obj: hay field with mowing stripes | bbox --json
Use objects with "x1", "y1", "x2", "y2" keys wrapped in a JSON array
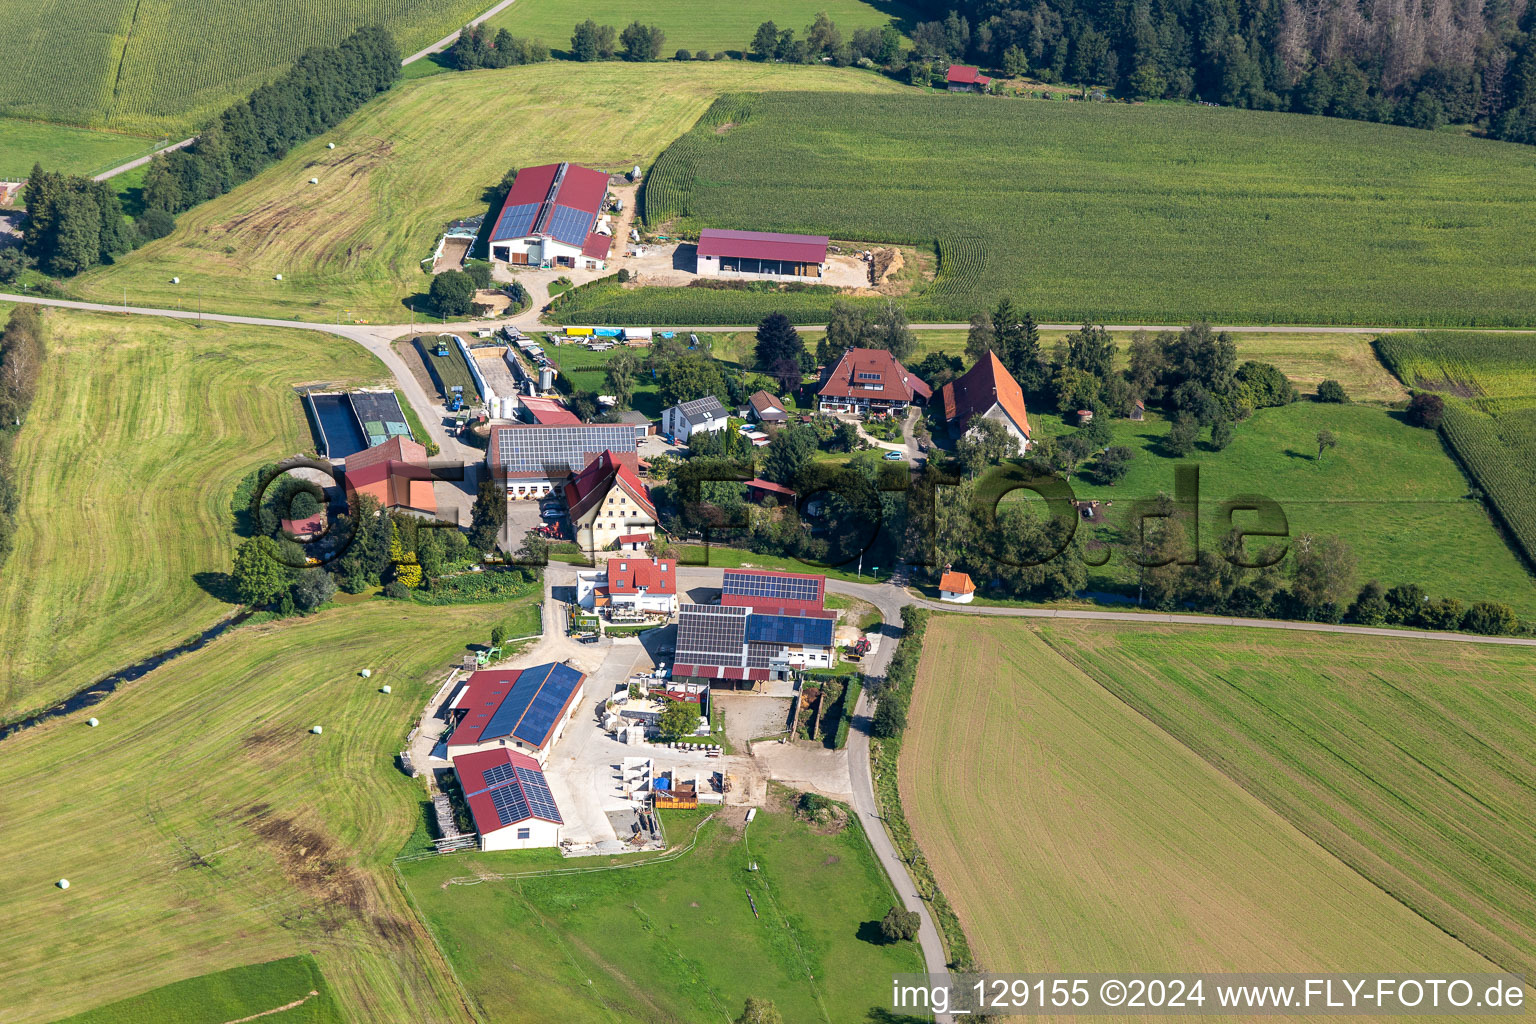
[
  {"x1": 0, "y1": 598, "x2": 528, "y2": 1023},
  {"x1": 0, "y1": 308, "x2": 387, "y2": 718},
  {"x1": 73, "y1": 63, "x2": 910, "y2": 323},
  {"x1": 900, "y1": 615, "x2": 1522, "y2": 986}
]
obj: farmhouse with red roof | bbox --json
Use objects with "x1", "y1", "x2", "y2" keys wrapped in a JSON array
[
  {"x1": 342, "y1": 436, "x2": 437, "y2": 517},
  {"x1": 817, "y1": 348, "x2": 930, "y2": 417},
  {"x1": 695, "y1": 228, "x2": 828, "y2": 281},
  {"x1": 939, "y1": 350, "x2": 1032, "y2": 449},
  {"x1": 605, "y1": 556, "x2": 677, "y2": 615},
  {"x1": 565, "y1": 450, "x2": 656, "y2": 553},
  {"x1": 488, "y1": 162, "x2": 612, "y2": 271},
  {"x1": 946, "y1": 64, "x2": 992, "y2": 92}
]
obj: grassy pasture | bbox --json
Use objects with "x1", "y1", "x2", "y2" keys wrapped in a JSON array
[
  {"x1": 565, "y1": 91, "x2": 1536, "y2": 326},
  {"x1": 0, "y1": 0, "x2": 486, "y2": 134},
  {"x1": 900, "y1": 615, "x2": 1514, "y2": 983},
  {"x1": 73, "y1": 63, "x2": 909, "y2": 322},
  {"x1": 0, "y1": 117, "x2": 162, "y2": 179},
  {"x1": 1030, "y1": 618, "x2": 1536, "y2": 978},
  {"x1": 0, "y1": 309, "x2": 387, "y2": 718},
  {"x1": 485, "y1": 0, "x2": 915, "y2": 56},
  {"x1": 1023, "y1": 400, "x2": 1536, "y2": 615},
  {"x1": 1375, "y1": 331, "x2": 1536, "y2": 572},
  {"x1": 51, "y1": 956, "x2": 342, "y2": 1024},
  {"x1": 0, "y1": 598, "x2": 525, "y2": 1023},
  {"x1": 399, "y1": 806, "x2": 924, "y2": 1023}
]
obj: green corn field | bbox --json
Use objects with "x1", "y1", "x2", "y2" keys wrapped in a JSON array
[
  {"x1": 0, "y1": 0, "x2": 484, "y2": 134},
  {"x1": 1376, "y1": 331, "x2": 1536, "y2": 570},
  {"x1": 565, "y1": 90, "x2": 1536, "y2": 327}
]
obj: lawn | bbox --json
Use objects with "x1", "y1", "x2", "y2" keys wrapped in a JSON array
[
  {"x1": 485, "y1": 0, "x2": 915, "y2": 56},
  {"x1": 545, "y1": 339, "x2": 666, "y2": 417},
  {"x1": 0, "y1": 117, "x2": 162, "y2": 179},
  {"x1": 0, "y1": 0, "x2": 486, "y2": 134},
  {"x1": 900, "y1": 614, "x2": 1516, "y2": 982},
  {"x1": 0, "y1": 598, "x2": 532, "y2": 1023},
  {"x1": 73, "y1": 63, "x2": 910, "y2": 322},
  {"x1": 398, "y1": 804, "x2": 925, "y2": 1022},
  {"x1": 1030, "y1": 617, "x2": 1536, "y2": 978},
  {"x1": 565, "y1": 91, "x2": 1536, "y2": 326},
  {"x1": 1026, "y1": 399, "x2": 1536, "y2": 616},
  {"x1": 1375, "y1": 331, "x2": 1536, "y2": 570},
  {"x1": 51, "y1": 956, "x2": 342, "y2": 1024},
  {"x1": 0, "y1": 308, "x2": 388, "y2": 719}
]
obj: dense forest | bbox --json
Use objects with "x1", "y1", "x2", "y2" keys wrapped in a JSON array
[{"x1": 910, "y1": 0, "x2": 1536, "y2": 141}]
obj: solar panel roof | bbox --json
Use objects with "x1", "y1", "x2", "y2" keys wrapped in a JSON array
[
  {"x1": 496, "y1": 201, "x2": 539, "y2": 239},
  {"x1": 480, "y1": 669, "x2": 548, "y2": 743},
  {"x1": 490, "y1": 784, "x2": 530, "y2": 827},
  {"x1": 515, "y1": 766, "x2": 562, "y2": 822},
  {"x1": 746, "y1": 613, "x2": 835, "y2": 647},
  {"x1": 512, "y1": 663, "x2": 584, "y2": 746},
  {"x1": 723, "y1": 571, "x2": 823, "y2": 604},
  {"x1": 546, "y1": 204, "x2": 595, "y2": 247},
  {"x1": 481, "y1": 761, "x2": 518, "y2": 787}
]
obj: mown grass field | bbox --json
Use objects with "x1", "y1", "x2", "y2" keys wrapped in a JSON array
[
  {"x1": 52, "y1": 956, "x2": 342, "y2": 1024},
  {"x1": 0, "y1": 598, "x2": 528, "y2": 1023},
  {"x1": 565, "y1": 91, "x2": 1536, "y2": 326},
  {"x1": 0, "y1": 309, "x2": 387, "y2": 718},
  {"x1": 900, "y1": 615, "x2": 1519, "y2": 984},
  {"x1": 1026, "y1": 400, "x2": 1536, "y2": 615},
  {"x1": 0, "y1": 0, "x2": 486, "y2": 134},
  {"x1": 1031, "y1": 618, "x2": 1536, "y2": 978},
  {"x1": 0, "y1": 117, "x2": 162, "y2": 179},
  {"x1": 73, "y1": 63, "x2": 909, "y2": 322},
  {"x1": 399, "y1": 805, "x2": 924, "y2": 1022},
  {"x1": 1375, "y1": 332, "x2": 1536, "y2": 572},
  {"x1": 486, "y1": 0, "x2": 915, "y2": 55}
]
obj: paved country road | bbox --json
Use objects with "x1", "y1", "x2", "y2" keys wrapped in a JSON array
[
  {"x1": 92, "y1": 136, "x2": 196, "y2": 182},
  {"x1": 402, "y1": 0, "x2": 522, "y2": 65}
]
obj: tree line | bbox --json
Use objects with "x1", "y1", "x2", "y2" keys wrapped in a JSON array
[
  {"x1": 570, "y1": 19, "x2": 668, "y2": 62},
  {"x1": 907, "y1": 0, "x2": 1536, "y2": 144},
  {"x1": 0, "y1": 305, "x2": 45, "y2": 569},
  {"x1": 20, "y1": 27, "x2": 400, "y2": 277},
  {"x1": 444, "y1": 22, "x2": 550, "y2": 70},
  {"x1": 750, "y1": 13, "x2": 903, "y2": 66}
]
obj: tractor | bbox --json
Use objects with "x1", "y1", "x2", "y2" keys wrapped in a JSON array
[
  {"x1": 847, "y1": 636, "x2": 872, "y2": 661},
  {"x1": 434, "y1": 336, "x2": 450, "y2": 357},
  {"x1": 447, "y1": 385, "x2": 464, "y2": 412}
]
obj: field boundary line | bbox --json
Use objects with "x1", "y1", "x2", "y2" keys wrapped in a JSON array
[
  {"x1": 907, "y1": 600, "x2": 1536, "y2": 646},
  {"x1": 391, "y1": 860, "x2": 486, "y2": 1024}
]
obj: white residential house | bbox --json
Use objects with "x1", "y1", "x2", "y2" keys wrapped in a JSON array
[{"x1": 660, "y1": 395, "x2": 730, "y2": 442}]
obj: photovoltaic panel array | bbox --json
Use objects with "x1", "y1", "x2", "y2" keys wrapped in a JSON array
[
  {"x1": 480, "y1": 671, "x2": 546, "y2": 742},
  {"x1": 513, "y1": 663, "x2": 584, "y2": 746},
  {"x1": 546, "y1": 204, "x2": 594, "y2": 247},
  {"x1": 494, "y1": 202, "x2": 539, "y2": 240},
  {"x1": 745, "y1": 613, "x2": 835, "y2": 647},
  {"x1": 494, "y1": 424, "x2": 636, "y2": 475},
  {"x1": 490, "y1": 783, "x2": 530, "y2": 827},
  {"x1": 723, "y1": 571, "x2": 822, "y2": 605},
  {"x1": 515, "y1": 766, "x2": 563, "y2": 823},
  {"x1": 676, "y1": 604, "x2": 749, "y2": 665},
  {"x1": 481, "y1": 761, "x2": 518, "y2": 787}
]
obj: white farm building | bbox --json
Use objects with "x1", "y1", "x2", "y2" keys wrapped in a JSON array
[{"x1": 488, "y1": 162, "x2": 612, "y2": 271}]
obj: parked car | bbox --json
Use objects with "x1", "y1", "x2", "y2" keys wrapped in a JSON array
[
  {"x1": 883, "y1": 450, "x2": 904, "y2": 461},
  {"x1": 541, "y1": 508, "x2": 564, "y2": 520}
]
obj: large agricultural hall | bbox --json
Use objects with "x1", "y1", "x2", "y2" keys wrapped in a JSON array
[
  {"x1": 488, "y1": 162, "x2": 612, "y2": 271},
  {"x1": 695, "y1": 229, "x2": 828, "y2": 281}
]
